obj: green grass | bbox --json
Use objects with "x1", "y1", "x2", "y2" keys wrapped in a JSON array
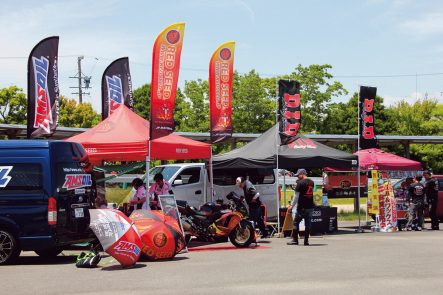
[
  {"x1": 106, "y1": 187, "x2": 132, "y2": 205},
  {"x1": 329, "y1": 198, "x2": 367, "y2": 206},
  {"x1": 337, "y1": 209, "x2": 367, "y2": 221}
]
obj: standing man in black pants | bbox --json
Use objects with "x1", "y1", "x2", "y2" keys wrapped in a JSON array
[
  {"x1": 236, "y1": 177, "x2": 269, "y2": 238},
  {"x1": 406, "y1": 175, "x2": 426, "y2": 231},
  {"x1": 287, "y1": 169, "x2": 315, "y2": 246},
  {"x1": 424, "y1": 171, "x2": 439, "y2": 230}
]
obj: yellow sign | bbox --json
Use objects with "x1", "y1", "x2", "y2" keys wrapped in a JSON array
[{"x1": 370, "y1": 170, "x2": 380, "y2": 215}]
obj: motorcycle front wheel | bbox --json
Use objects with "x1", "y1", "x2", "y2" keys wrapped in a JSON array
[{"x1": 229, "y1": 223, "x2": 254, "y2": 248}]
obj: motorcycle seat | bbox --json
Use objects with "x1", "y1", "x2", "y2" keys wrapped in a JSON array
[{"x1": 189, "y1": 207, "x2": 212, "y2": 217}]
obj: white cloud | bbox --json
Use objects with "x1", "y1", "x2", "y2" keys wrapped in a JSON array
[
  {"x1": 382, "y1": 92, "x2": 443, "y2": 106},
  {"x1": 397, "y1": 12, "x2": 443, "y2": 36},
  {"x1": 238, "y1": 1, "x2": 256, "y2": 24}
]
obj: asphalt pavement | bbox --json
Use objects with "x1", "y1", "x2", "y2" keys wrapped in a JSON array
[{"x1": 2, "y1": 222, "x2": 443, "y2": 295}]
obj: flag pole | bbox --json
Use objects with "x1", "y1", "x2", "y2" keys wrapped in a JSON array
[
  {"x1": 356, "y1": 86, "x2": 363, "y2": 233},
  {"x1": 145, "y1": 139, "x2": 151, "y2": 209},
  {"x1": 275, "y1": 80, "x2": 281, "y2": 235},
  {"x1": 209, "y1": 148, "x2": 214, "y2": 202}
]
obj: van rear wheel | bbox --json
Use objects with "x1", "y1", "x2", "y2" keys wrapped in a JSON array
[
  {"x1": 35, "y1": 247, "x2": 63, "y2": 258},
  {"x1": 0, "y1": 229, "x2": 21, "y2": 265}
]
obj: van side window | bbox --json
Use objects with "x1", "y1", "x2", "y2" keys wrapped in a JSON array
[
  {"x1": 0, "y1": 163, "x2": 43, "y2": 193},
  {"x1": 176, "y1": 168, "x2": 200, "y2": 185},
  {"x1": 438, "y1": 179, "x2": 443, "y2": 191}
]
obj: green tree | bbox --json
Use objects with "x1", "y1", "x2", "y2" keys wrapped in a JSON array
[
  {"x1": 232, "y1": 70, "x2": 275, "y2": 133},
  {"x1": 0, "y1": 86, "x2": 27, "y2": 124},
  {"x1": 58, "y1": 96, "x2": 100, "y2": 128},
  {"x1": 390, "y1": 99, "x2": 443, "y2": 172},
  {"x1": 174, "y1": 88, "x2": 193, "y2": 131},
  {"x1": 280, "y1": 64, "x2": 348, "y2": 133},
  {"x1": 131, "y1": 83, "x2": 192, "y2": 131},
  {"x1": 321, "y1": 93, "x2": 397, "y2": 136},
  {"x1": 182, "y1": 79, "x2": 209, "y2": 132},
  {"x1": 133, "y1": 83, "x2": 151, "y2": 120}
]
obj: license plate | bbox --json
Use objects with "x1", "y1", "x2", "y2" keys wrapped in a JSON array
[{"x1": 75, "y1": 208, "x2": 84, "y2": 218}]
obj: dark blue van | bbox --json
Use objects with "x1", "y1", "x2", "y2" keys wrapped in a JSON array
[{"x1": 0, "y1": 140, "x2": 95, "y2": 264}]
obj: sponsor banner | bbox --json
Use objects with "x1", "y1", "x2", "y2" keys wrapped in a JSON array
[
  {"x1": 27, "y1": 36, "x2": 60, "y2": 138},
  {"x1": 62, "y1": 174, "x2": 92, "y2": 190},
  {"x1": 278, "y1": 79, "x2": 301, "y2": 145},
  {"x1": 359, "y1": 86, "x2": 378, "y2": 149},
  {"x1": 0, "y1": 166, "x2": 13, "y2": 188},
  {"x1": 209, "y1": 41, "x2": 235, "y2": 143},
  {"x1": 377, "y1": 171, "x2": 398, "y2": 232},
  {"x1": 150, "y1": 23, "x2": 185, "y2": 139},
  {"x1": 101, "y1": 57, "x2": 134, "y2": 119},
  {"x1": 288, "y1": 137, "x2": 316, "y2": 149},
  {"x1": 325, "y1": 173, "x2": 368, "y2": 199},
  {"x1": 368, "y1": 170, "x2": 380, "y2": 215}
]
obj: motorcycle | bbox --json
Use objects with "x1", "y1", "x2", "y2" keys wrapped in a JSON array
[{"x1": 177, "y1": 192, "x2": 255, "y2": 248}]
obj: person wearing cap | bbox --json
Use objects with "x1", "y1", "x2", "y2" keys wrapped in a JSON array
[
  {"x1": 423, "y1": 170, "x2": 439, "y2": 230},
  {"x1": 406, "y1": 175, "x2": 426, "y2": 231},
  {"x1": 236, "y1": 177, "x2": 269, "y2": 238},
  {"x1": 287, "y1": 169, "x2": 315, "y2": 246}
]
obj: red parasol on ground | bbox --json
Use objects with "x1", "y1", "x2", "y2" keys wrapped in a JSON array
[
  {"x1": 89, "y1": 209, "x2": 142, "y2": 267},
  {"x1": 130, "y1": 210, "x2": 185, "y2": 260}
]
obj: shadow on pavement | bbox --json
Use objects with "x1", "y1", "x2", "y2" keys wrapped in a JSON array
[
  {"x1": 101, "y1": 263, "x2": 147, "y2": 271},
  {"x1": 256, "y1": 240, "x2": 272, "y2": 244},
  {"x1": 12, "y1": 254, "x2": 77, "y2": 266},
  {"x1": 138, "y1": 256, "x2": 189, "y2": 263}
]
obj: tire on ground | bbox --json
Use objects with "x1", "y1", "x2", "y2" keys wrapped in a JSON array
[{"x1": 0, "y1": 228, "x2": 21, "y2": 265}]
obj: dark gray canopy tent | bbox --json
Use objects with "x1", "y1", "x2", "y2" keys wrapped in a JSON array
[{"x1": 213, "y1": 125, "x2": 357, "y2": 169}]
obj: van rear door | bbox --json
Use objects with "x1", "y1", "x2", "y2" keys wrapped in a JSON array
[
  {"x1": 51, "y1": 142, "x2": 93, "y2": 241},
  {"x1": 0, "y1": 160, "x2": 50, "y2": 239}
]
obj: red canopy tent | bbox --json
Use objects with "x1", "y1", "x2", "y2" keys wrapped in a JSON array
[
  {"x1": 67, "y1": 105, "x2": 211, "y2": 164},
  {"x1": 356, "y1": 148, "x2": 421, "y2": 171}
]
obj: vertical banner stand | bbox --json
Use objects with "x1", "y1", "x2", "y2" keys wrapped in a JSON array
[
  {"x1": 209, "y1": 148, "x2": 214, "y2": 202},
  {"x1": 365, "y1": 170, "x2": 369, "y2": 225},
  {"x1": 356, "y1": 86, "x2": 364, "y2": 233},
  {"x1": 145, "y1": 140, "x2": 151, "y2": 209},
  {"x1": 275, "y1": 82, "x2": 281, "y2": 235}
]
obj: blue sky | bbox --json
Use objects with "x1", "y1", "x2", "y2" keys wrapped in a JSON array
[{"x1": 1, "y1": 0, "x2": 443, "y2": 111}]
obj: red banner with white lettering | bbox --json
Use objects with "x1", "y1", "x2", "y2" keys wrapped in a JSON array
[
  {"x1": 150, "y1": 23, "x2": 185, "y2": 139},
  {"x1": 27, "y1": 36, "x2": 59, "y2": 138},
  {"x1": 359, "y1": 86, "x2": 378, "y2": 149},
  {"x1": 278, "y1": 79, "x2": 301, "y2": 145},
  {"x1": 209, "y1": 41, "x2": 235, "y2": 143}
]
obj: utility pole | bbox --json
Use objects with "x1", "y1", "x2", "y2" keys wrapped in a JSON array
[
  {"x1": 77, "y1": 56, "x2": 83, "y2": 104},
  {"x1": 69, "y1": 56, "x2": 91, "y2": 104}
]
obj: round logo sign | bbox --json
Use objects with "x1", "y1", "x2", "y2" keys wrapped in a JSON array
[
  {"x1": 340, "y1": 180, "x2": 352, "y2": 189},
  {"x1": 166, "y1": 30, "x2": 180, "y2": 44},
  {"x1": 220, "y1": 48, "x2": 231, "y2": 60},
  {"x1": 153, "y1": 232, "x2": 167, "y2": 248}
]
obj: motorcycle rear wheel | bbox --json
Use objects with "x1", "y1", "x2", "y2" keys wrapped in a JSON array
[{"x1": 229, "y1": 223, "x2": 254, "y2": 248}]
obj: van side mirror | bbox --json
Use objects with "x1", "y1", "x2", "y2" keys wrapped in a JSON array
[{"x1": 173, "y1": 179, "x2": 183, "y2": 186}]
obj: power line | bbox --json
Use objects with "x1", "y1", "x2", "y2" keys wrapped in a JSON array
[
  {"x1": 0, "y1": 55, "x2": 80, "y2": 59},
  {"x1": 2, "y1": 54, "x2": 443, "y2": 78}
]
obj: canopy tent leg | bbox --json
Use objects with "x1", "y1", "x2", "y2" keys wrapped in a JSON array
[
  {"x1": 275, "y1": 83, "x2": 281, "y2": 236},
  {"x1": 144, "y1": 140, "x2": 151, "y2": 209},
  {"x1": 356, "y1": 86, "x2": 363, "y2": 233}
]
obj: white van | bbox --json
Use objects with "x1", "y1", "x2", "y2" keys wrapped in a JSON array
[{"x1": 149, "y1": 164, "x2": 278, "y2": 219}]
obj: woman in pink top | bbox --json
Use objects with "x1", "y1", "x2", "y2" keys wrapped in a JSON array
[
  {"x1": 148, "y1": 173, "x2": 172, "y2": 210},
  {"x1": 130, "y1": 178, "x2": 148, "y2": 211}
]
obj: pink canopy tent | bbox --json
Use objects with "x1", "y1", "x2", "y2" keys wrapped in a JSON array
[
  {"x1": 67, "y1": 105, "x2": 211, "y2": 165},
  {"x1": 355, "y1": 148, "x2": 421, "y2": 171}
]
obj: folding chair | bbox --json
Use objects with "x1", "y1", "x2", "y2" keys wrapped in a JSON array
[{"x1": 261, "y1": 204, "x2": 278, "y2": 237}]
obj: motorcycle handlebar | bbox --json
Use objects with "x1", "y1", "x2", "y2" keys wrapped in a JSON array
[{"x1": 226, "y1": 191, "x2": 245, "y2": 203}]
